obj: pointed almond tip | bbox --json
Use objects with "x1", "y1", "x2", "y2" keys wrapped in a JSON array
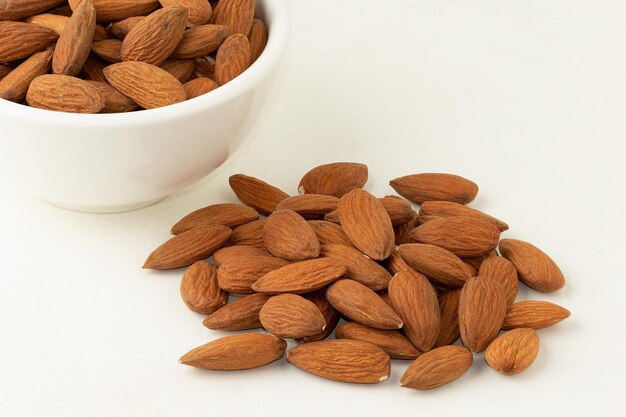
[{"x1": 379, "y1": 374, "x2": 389, "y2": 382}]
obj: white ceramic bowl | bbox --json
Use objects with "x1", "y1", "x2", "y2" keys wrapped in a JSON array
[{"x1": 0, "y1": 0, "x2": 288, "y2": 213}]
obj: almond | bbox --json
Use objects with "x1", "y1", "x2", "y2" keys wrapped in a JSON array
[
  {"x1": 458, "y1": 276, "x2": 507, "y2": 352},
  {"x1": 485, "y1": 328, "x2": 539, "y2": 375},
  {"x1": 388, "y1": 270, "x2": 440, "y2": 351},
  {"x1": 212, "y1": 245, "x2": 269, "y2": 268},
  {"x1": 143, "y1": 224, "x2": 232, "y2": 270},
  {"x1": 248, "y1": 18, "x2": 267, "y2": 62},
  {"x1": 108, "y1": 16, "x2": 144, "y2": 39},
  {"x1": 320, "y1": 243, "x2": 391, "y2": 290},
  {"x1": 69, "y1": 0, "x2": 160, "y2": 23},
  {"x1": 26, "y1": 74, "x2": 105, "y2": 113},
  {"x1": 336, "y1": 322, "x2": 421, "y2": 360},
  {"x1": 394, "y1": 214, "x2": 419, "y2": 245},
  {"x1": 184, "y1": 76, "x2": 218, "y2": 98},
  {"x1": 499, "y1": 239, "x2": 565, "y2": 293},
  {"x1": 121, "y1": 6, "x2": 188, "y2": 66},
  {"x1": 172, "y1": 24, "x2": 229, "y2": 58},
  {"x1": 287, "y1": 340, "x2": 391, "y2": 384},
  {"x1": 104, "y1": 61, "x2": 187, "y2": 109},
  {"x1": 0, "y1": 21, "x2": 58, "y2": 63},
  {"x1": 52, "y1": 0, "x2": 96, "y2": 76},
  {"x1": 384, "y1": 250, "x2": 415, "y2": 275},
  {"x1": 216, "y1": 255, "x2": 289, "y2": 294},
  {"x1": 478, "y1": 256, "x2": 519, "y2": 305},
  {"x1": 171, "y1": 203, "x2": 259, "y2": 235},
  {"x1": 26, "y1": 13, "x2": 69, "y2": 35},
  {"x1": 191, "y1": 57, "x2": 214, "y2": 80},
  {"x1": 0, "y1": 0, "x2": 66, "y2": 21},
  {"x1": 92, "y1": 39, "x2": 123, "y2": 63},
  {"x1": 251, "y1": 258, "x2": 346, "y2": 294},
  {"x1": 160, "y1": 58, "x2": 195, "y2": 83},
  {"x1": 94, "y1": 24, "x2": 111, "y2": 41},
  {"x1": 502, "y1": 301, "x2": 570, "y2": 330},
  {"x1": 326, "y1": 279, "x2": 403, "y2": 330},
  {"x1": 259, "y1": 294, "x2": 326, "y2": 339},
  {"x1": 435, "y1": 288, "x2": 462, "y2": 347},
  {"x1": 390, "y1": 173, "x2": 479, "y2": 205},
  {"x1": 214, "y1": 33, "x2": 250, "y2": 85},
  {"x1": 400, "y1": 345, "x2": 472, "y2": 390},
  {"x1": 180, "y1": 260, "x2": 227, "y2": 314},
  {"x1": 0, "y1": 46, "x2": 53, "y2": 103},
  {"x1": 419, "y1": 201, "x2": 508, "y2": 232},
  {"x1": 180, "y1": 333, "x2": 286, "y2": 370},
  {"x1": 210, "y1": 0, "x2": 255, "y2": 36},
  {"x1": 295, "y1": 290, "x2": 340, "y2": 343},
  {"x1": 298, "y1": 162, "x2": 368, "y2": 198},
  {"x1": 159, "y1": 0, "x2": 212, "y2": 26},
  {"x1": 337, "y1": 189, "x2": 395, "y2": 261},
  {"x1": 203, "y1": 293, "x2": 269, "y2": 331},
  {"x1": 263, "y1": 209, "x2": 321, "y2": 261},
  {"x1": 325, "y1": 196, "x2": 415, "y2": 227},
  {"x1": 229, "y1": 219, "x2": 265, "y2": 248},
  {"x1": 461, "y1": 250, "x2": 497, "y2": 270},
  {"x1": 410, "y1": 217, "x2": 500, "y2": 257},
  {"x1": 85, "y1": 80, "x2": 139, "y2": 113},
  {"x1": 397, "y1": 243, "x2": 472, "y2": 288},
  {"x1": 229, "y1": 174, "x2": 290, "y2": 215},
  {"x1": 307, "y1": 220, "x2": 354, "y2": 247},
  {"x1": 275, "y1": 194, "x2": 340, "y2": 219}
]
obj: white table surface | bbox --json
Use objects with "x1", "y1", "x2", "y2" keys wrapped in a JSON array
[{"x1": 2, "y1": 1, "x2": 625, "y2": 416}]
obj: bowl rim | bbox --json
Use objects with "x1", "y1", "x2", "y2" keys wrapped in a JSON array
[{"x1": 0, "y1": 0, "x2": 289, "y2": 128}]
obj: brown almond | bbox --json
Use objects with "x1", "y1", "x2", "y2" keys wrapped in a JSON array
[
  {"x1": 499, "y1": 239, "x2": 565, "y2": 293},
  {"x1": 298, "y1": 162, "x2": 368, "y2": 198},
  {"x1": 435, "y1": 288, "x2": 462, "y2": 347},
  {"x1": 287, "y1": 339, "x2": 390, "y2": 384},
  {"x1": 478, "y1": 256, "x2": 519, "y2": 305},
  {"x1": 259, "y1": 294, "x2": 326, "y2": 339},
  {"x1": 263, "y1": 209, "x2": 321, "y2": 261},
  {"x1": 92, "y1": 39, "x2": 123, "y2": 63},
  {"x1": 337, "y1": 189, "x2": 395, "y2": 261},
  {"x1": 210, "y1": 0, "x2": 255, "y2": 36},
  {"x1": 326, "y1": 279, "x2": 403, "y2": 330},
  {"x1": 394, "y1": 213, "x2": 418, "y2": 245},
  {"x1": 336, "y1": 322, "x2": 420, "y2": 360},
  {"x1": 295, "y1": 291, "x2": 340, "y2": 343},
  {"x1": 229, "y1": 219, "x2": 265, "y2": 248},
  {"x1": 0, "y1": 21, "x2": 58, "y2": 63},
  {"x1": 180, "y1": 260, "x2": 227, "y2": 314},
  {"x1": 416, "y1": 215, "x2": 440, "y2": 225},
  {"x1": 203, "y1": 293, "x2": 269, "y2": 331},
  {"x1": 121, "y1": 6, "x2": 188, "y2": 66},
  {"x1": 251, "y1": 258, "x2": 346, "y2": 295},
  {"x1": 229, "y1": 174, "x2": 290, "y2": 215},
  {"x1": 171, "y1": 203, "x2": 259, "y2": 235},
  {"x1": 0, "y1": 46, "x2": 53, "y2": 103},
  {"x1": 214, "y1": 33, "x2": 251, "y2": 85},
  {"x1": 172, "y1": 24, "x2": 229, "y2": 59},
  {"x1": 52, "y1": 0, "x2": 96, "y2": 76},
  {"x1": 275, "y1": 194, "x2": 340, "y2": 219},
  {"x1": 485, "y1": 328, "x2": 539, "y2": 375},
  {"x1": 191, "y1": 56, "x2": 214, "y2": 80},
  {"x1": 400, "y1": 345, "x2": 472, "y2": 389},
  {"x1": 410, "y1": 217, "x2": 500, "y2": 257},
  {"x1": 108, "y1": 16, "x2": 145, "y2": 39},
  {"x1": 160, "y1": 58, "x2": 195, "y2": 83},
  {"x1": 420, "y1": 201, "x2": 508, "y2": 232},
  {"x1": 85, "y1": 80, "x2": 139, "y2": 113},
  {"x1": 69, "y1": 0, "x2": 160, "y2": 23},
  {"x1": 325, "y1": 196, "x2": 415, "y2": 227},
  {"x1": 104, "y1": 61, "x2": 187, "y2": 109},
  {"x1": 93, "y1": 24, "x2": 111, "y2": 41},
  {"x1": 180, "y1": 333, "x2": 286, "y2": 370},
  {"x1": 388, "y1": 270, "x2": 440, "y2": 351},
  {"x1": 384, "y1": 250, "x2": 414, "y2": 275},
  {"x1": 216, "y1": 255, "x2": 289, "y2": 294},
  {"x1": 0, "y1": 0, "x2": 66, "y2": 21},
  {"x1": 307, "y1": 220, "x2": 354, "y2": 247},
  {"x1": 212, "y1": 245, "x2": 269, "y2": 268},
  {"x1": 502, "y1": 301, "x2": 571, "y2": 330},
  {"x1": 397, "y1": 243, "x2": 472, "y2": 288},
  {"x1": 159, "y1": 0, "x2": 212, "y2": 26},
  {"x1": 458, "y1": 276, "x2": 507, "y2": 352},
  {"x1": 26, "y1": 74, "x2": 105, "y2": 113},
  {"x1": 143, "y1": 224, "x2": 232, "y2": 270},
  {"x1": 184, "y1": 77, "x2": 218, "y2": 98},
  {"x1": 320, "y1": 243, "x2": 391, "y2": 290},
  {"x1": 26, "y1": 13, "x2": 69, "y2": 35},
  {"x1": 390, "y1": 173, "x2": 479, "y2": 205},
  {"x1": 248, "y1": 18, "x2": 267, "y2": 62},
  {"x1": 80, "y1": 54, "x2": 108, "y2": 82},
  {"x1": 461, "y1": 250, "x2": 497, "y2": 270}
]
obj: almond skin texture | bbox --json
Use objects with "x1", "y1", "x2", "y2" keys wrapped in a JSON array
[
  {"x1": 394, "y1": 214, "x2": 419, "y2": 245},
  {"x1": 248, "y1": 18, "x2": 267, "y2": 62},
  {"x1": 287, "y1": 339, "x2": 391, "y2": 384},
  {"x1": 0, "y1": 46, "x2": 53, "y2": 103},
  {"x1": 251, "y1": 258, "x2": 346, "y2": 295},
  {"x1": 212, "y1": 245, "x2": 269, "y2": 268},
  {"x1": 326, "y1": 279, "x2": 404, "y2": 330},
  {"x1": 81, "y1": 55, "x2": 109, "y2": 83},
  {"x1": 259, "y1": 294, "x2": 326, "y2": 339},
  {"x1": 26, "y1": 74, "x2": 105, "y2": 113},
  {"x1": 400, "y1": 345, "x2": 473, "y2": 390},
  {"x1": 26, "y1": 13, "x2": 70, "y2": 35},
  {"x1": 108, "y1": 16, "x2": 145, "y2": 39},
  {"x1": 216, "y1": 255, "x2": 289, "y2": 294},
  {"x1": 458, "y1": 276, "x2": 508, "y2": 352},
  {"x1": 184, "y1": 77, "x2": 218, "y2": 98},
  {"x1": 502, "y1": 301, "x2": 571, "y2": 330},
  {"x1": 478, "y1": 256, "x2": 519, "y2": 305},
  {"x1": 397, "y1": 243, "x2": 472, "y2": 288},
  {"x1": 298, "y1": 162, "x2": 368, "y2": 198},
  {"x1": 0, "y1": 0, "x2": 66, "y2": 21},
  {"x1": 326, "y1": 196, "x2": 415, "y2": 227},
  {"x1": 419, "y1": 201, "x2": 509, "y2": 232},
  {"x1": 336, "y1": 322, "x2": 421, "y2": 360},
  {"x1": 307, "y1": 220, "x2": 354, "y2": 247},
  {"x1": 229, "y1": 219, "x2": 265, "y2": 248},
  {"x1": 229, "y1": 174, "x2": 290, "y2": 215},
  {"x1": 143, "y1": 224, "x2": 231, "y2": 270},
  {"x1": 121, "y1": 6, "x2": 188, "y2": 66},
  {"x1": 410, "y1": 217, "x2": 501, "y2": 258},
  {"x1": 485, "y1": 328, "x2": 539, "y2": 375},
  {"x1": 214, "y1": 33, "x2": 251, "y2": 85},
  {"x1": 160, "y1": 58, "x2": 196, "y2": 83},
  {"x1": 263, "y1": 209, "x2": 321, "y2": 260},
  {"x1": 69, "y1": 0, "x2": 160, "y2": 23},
  {"x1": 320, "y1": 243, "x2": 391, "y2": 290},
  {"x1": 388, "y1": 270, "x2": 440, "y2": 351},
  {"x1": 172, "y1": 24, "x2": 229, "y2": 58},
  {"x1": 172, "y1": 203, "x2": 259, "y2": 235},
  {"x1": 52, "y1": 0, "x2": 96, "y2": 76},
  {"x1": 384, "y1": 250, "x2": 415, "y2": 275},
  {"x1": 92, "y1": 39, "x2": 123, "y2": 63},
  {"x1": 338, "y1": 189, "x2": 395, "y2": 261},
  {"x1": 390, "y1": 173, "x2": 479, "y2": 205},
  {"x1": 159, "y1": 0, "x2": 212, "y2": 26},
  {"x1": 203, "y1": 293, "x2": 270, "y2": 331},
  {"x1": 435, "y1": 288, "x2": 462, "y2": 347},
  {"x1": 499, "y1": 239, "x2": 565, "y2": 293},
  {"x1": 104, "y1": 61, "x2": 187, "y2": 109},
  {"x1": 276, "y1": 194, "x2": 340, "y2": 219},
  {"x1": 180, "y1": 333, "x2": 286, "y2": 370},
  {"x1": 0, "y1": 21, "x2": 58, "y2": 63},
  {"x1": 180, "y1": 260, "x2": 227, "y2": 314},
  {"x1": 210, "y1": 0, "x2": 255, "y2": 36},
  {"x1": 85, "y1": 80, "x2": 139, "y2": 113},
  {"x1": 295, "y1": 291, "x2": 340, "y2": 343}
]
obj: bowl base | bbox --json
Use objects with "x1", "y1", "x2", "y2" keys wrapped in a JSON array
[{"x1": 42, "y1": 197, "x2": 165, "y2": 214}]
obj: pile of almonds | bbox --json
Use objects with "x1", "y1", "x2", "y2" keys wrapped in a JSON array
[
  {"x1": 144, "y1": 162, "x2": 571, "y2": 389},
  {"x1": 0, "y1": 0, "x2": 266, "y2": 113}
]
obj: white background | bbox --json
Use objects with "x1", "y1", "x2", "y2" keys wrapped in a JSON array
[{"x1": 2, "y1": 0, "x2": 626, "y2": 416}]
